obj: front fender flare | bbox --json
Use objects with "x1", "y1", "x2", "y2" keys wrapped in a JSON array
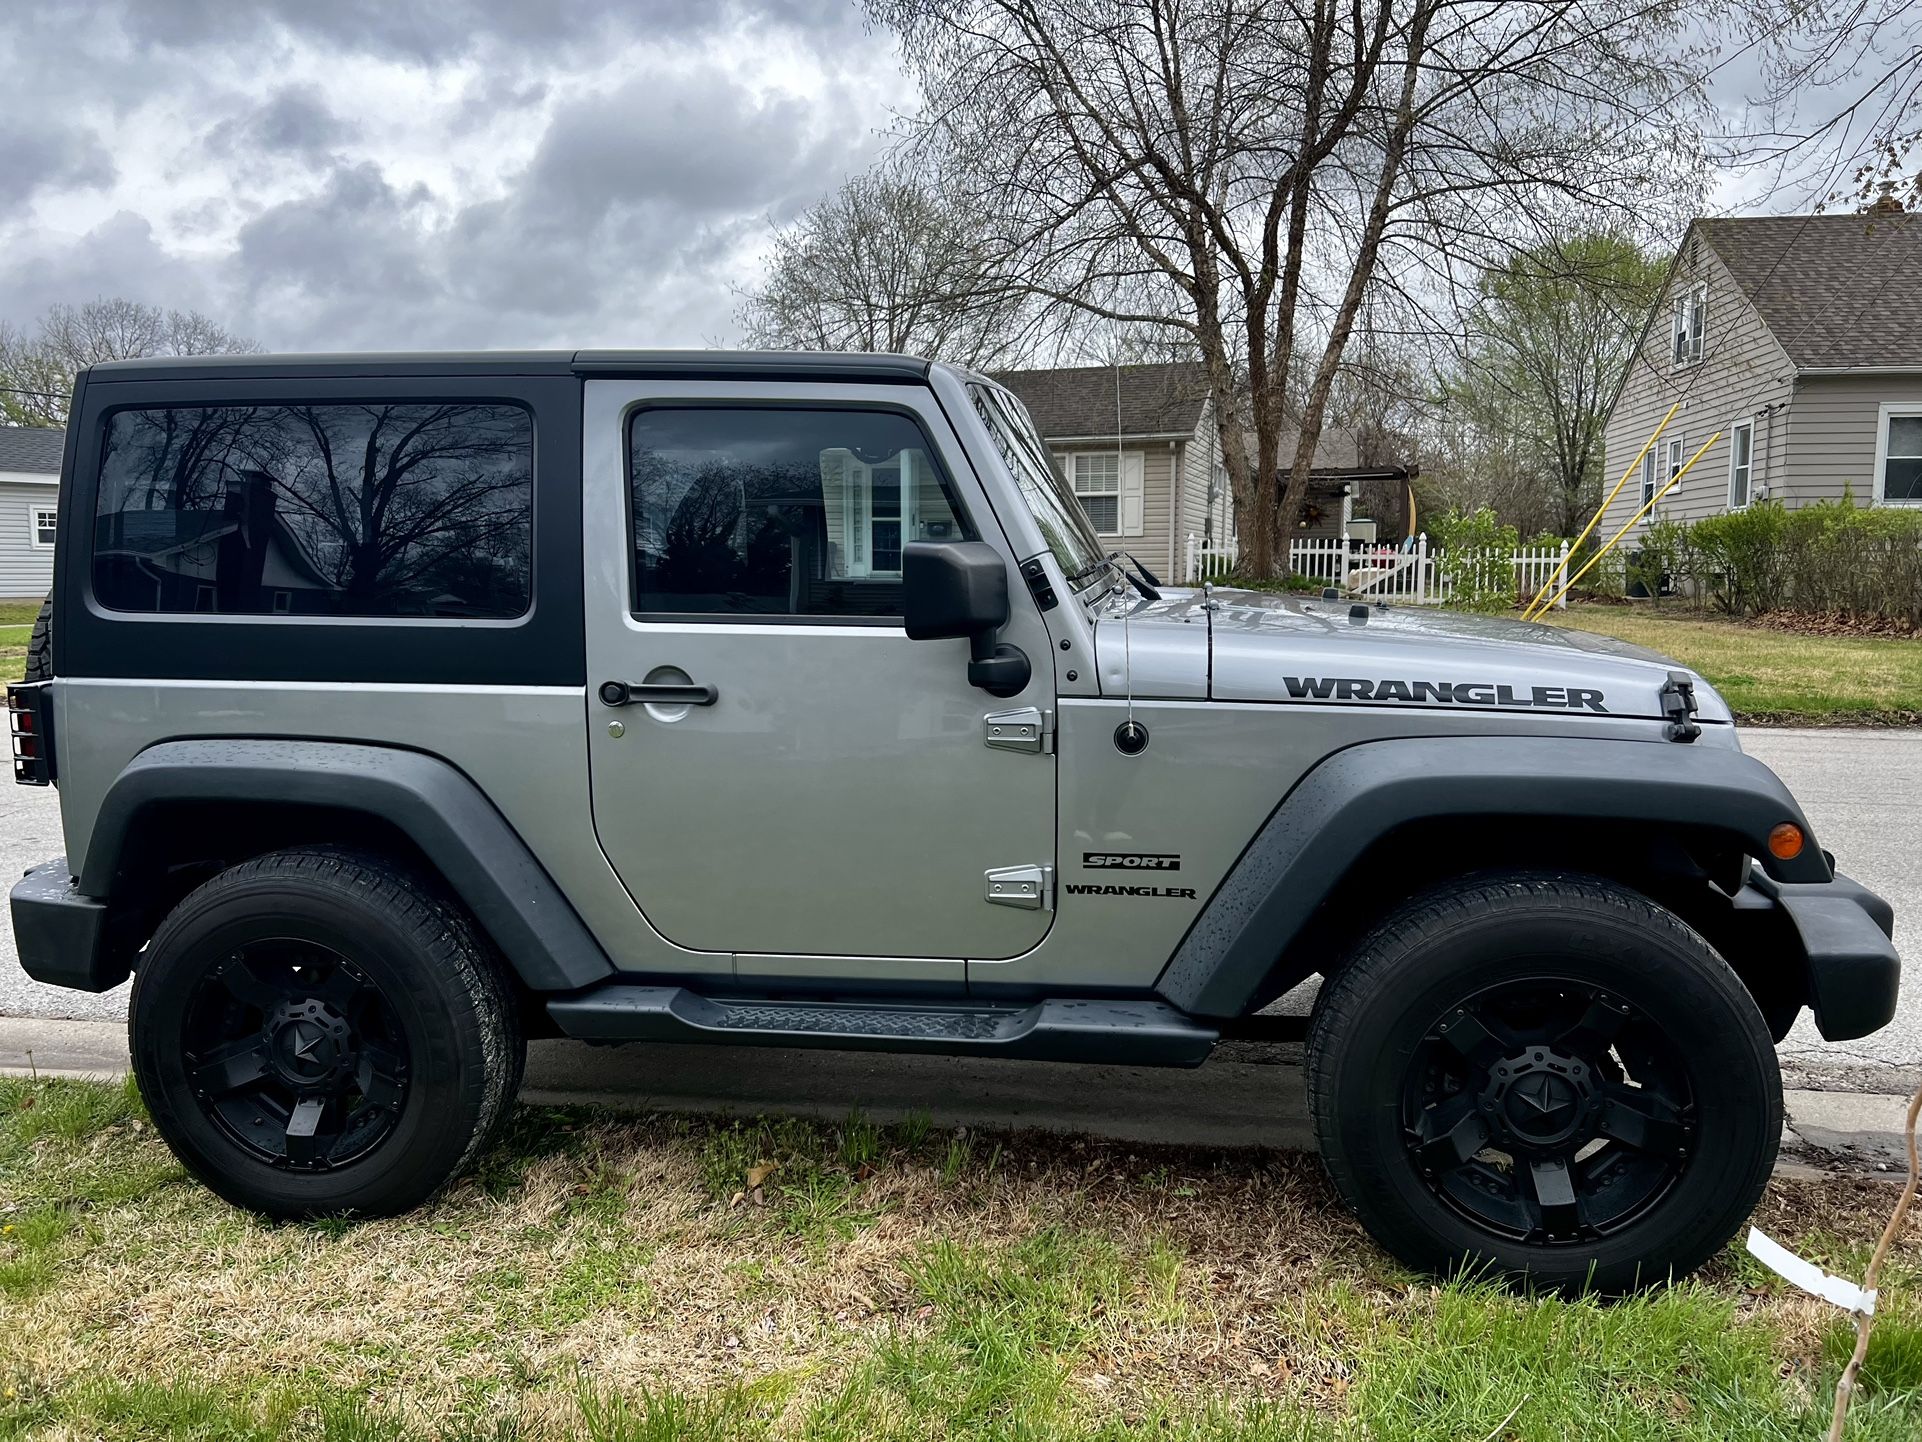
[
  {"x1": 1155, "y1": 734, "x2": 1828, "y2": 1018},
  {"x1": 80, "y1": 738, "x2": 615, "y2": 993}
]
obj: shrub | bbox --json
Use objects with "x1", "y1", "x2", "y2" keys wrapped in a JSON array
[
  {"x1": 1429, "y1": 506, "x2": 1520, "y2": 611},
  {"x1": 1644, "y1": 496, "x2": 1922, "y2": 627}
]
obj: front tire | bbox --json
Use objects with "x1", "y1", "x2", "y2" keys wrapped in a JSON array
[
  {"x1": 1306, "y1": 870, "x2": 1780, "y2": 1292},
  {"x1": 131, "y1": 848, "x2": 524, "y2": 1218}
]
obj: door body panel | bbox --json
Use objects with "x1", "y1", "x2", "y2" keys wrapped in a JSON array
[{"x1": 581, "y1": 379, "x2": 1057, "y2": 966}]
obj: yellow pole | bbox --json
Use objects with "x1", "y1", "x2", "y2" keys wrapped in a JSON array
[
  {"x1": 1522, "y1": 401, "x2": 1680, "y2": 620},
  {"x1": 1532, "y1": 430, "x2": 1721, "y2": 617}
]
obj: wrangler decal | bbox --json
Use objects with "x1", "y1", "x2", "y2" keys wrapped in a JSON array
[
  {"x1": 1281, "y1": 677, "x2": 1607, "y2": 713},
  {"x1": 1063, "y1": 883, "x2": 1200, "y2": 899}
]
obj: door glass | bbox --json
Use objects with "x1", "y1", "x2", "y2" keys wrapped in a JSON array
[{"x1": 629, "y1": 407, "x2": 974, "y2": 617}]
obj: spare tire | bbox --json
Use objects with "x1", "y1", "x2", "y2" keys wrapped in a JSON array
[{"x1": 23, "y1": 597, "x2": 50, "y2": 684}]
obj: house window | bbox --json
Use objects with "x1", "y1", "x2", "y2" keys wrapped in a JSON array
[
  {"x1": 1640, "y1": 449, "x2": 1656, "y2": 506},
  {"x1": 1878, "y1": 406, "x2": 1922, "y2": 505},
  {"x1": 28, "y1": 505, "x2": 56, "y2": 550},
  {"x1": 1665, "y1": 436, "x2": 1685, "y2": 497},
  {"x1": 1728, "y1": 420, "x2": 1754, "y2": 509},
  {"x1": 1671, "y1": 283, "x2": 1705, "y2": 366},
  {"x1": 1071, "y1": 453, "x2": 1121, "y2": 534}
]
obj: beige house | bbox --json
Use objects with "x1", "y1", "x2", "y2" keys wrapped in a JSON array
[
  {"x1": 992, "y1": 361, "x2": 1228, "y2": 579},
  {"x1": 1601, "y1": 210, "x2": 1922, "y2": 541},
  {"x1": 0, "y1": 427, "x2": 63, "y2": 600}
]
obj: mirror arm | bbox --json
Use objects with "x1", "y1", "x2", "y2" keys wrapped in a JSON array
[{"x1": 966, "y1": 629, "x2": 1031, "y2": 699}]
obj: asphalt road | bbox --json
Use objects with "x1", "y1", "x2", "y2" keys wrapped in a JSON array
[{"x1": 0, "y1": 727, "x2": 1915, "y2": 1091}]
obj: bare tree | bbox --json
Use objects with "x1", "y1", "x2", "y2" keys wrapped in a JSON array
[
  {"x1": 868, "y1": 0, "x2": 1707, "y2": 575},
  {"x1": 1727, "y1": 0, "x2": 1922, "y2": 210},
  {"x1": 1, "y1": 298, "x2": 259, "y2": 426},
  {"x1": 736, "y1": 167, "x2": 1046, "y2": 367}
]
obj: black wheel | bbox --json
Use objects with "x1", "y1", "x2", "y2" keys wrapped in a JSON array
[
  {"x1": 23, "y1": 597, "x2": 50, "y2": 684},
  {"x1": 1306, "y1": 870, "x2": 1780, "y2": 1293},
  {"x1": 130, "y1": 848, "x2": 524, "y2": 1218}
]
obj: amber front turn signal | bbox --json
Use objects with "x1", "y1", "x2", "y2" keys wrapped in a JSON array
[{"x1": 1768, "y1": 823, "x2": 1805, "y2": 861}]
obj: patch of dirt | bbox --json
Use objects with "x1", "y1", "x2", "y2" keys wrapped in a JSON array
[
  {"x1": 1747, "y1": 610, "x2": 1920, "y2": 639},
  {"x1": 1734, "y1": 709, "x2": 1922, "y2": 728}
]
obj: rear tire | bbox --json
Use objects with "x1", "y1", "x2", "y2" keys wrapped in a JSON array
[
  {"x1": 23, "y1": 597, "x2": 50, "y2": 684},
  {"x1": 130, "y1": 847, "x2": 524, "y2": 1218},
  {"x1": 1306, "y1": 870, "x2": 1780, "y2": 1292}
]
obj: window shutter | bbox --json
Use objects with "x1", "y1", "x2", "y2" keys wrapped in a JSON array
[{"x1": 1121, "y1": 450, "x2": 1145, "y2": 537}]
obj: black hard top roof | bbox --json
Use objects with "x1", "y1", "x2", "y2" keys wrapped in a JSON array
[{"x1": 84, "y1": 350, "x2": 935, "y2": 384}]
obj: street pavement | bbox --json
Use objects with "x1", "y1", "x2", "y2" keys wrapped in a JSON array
[{"x1": 0, "y1": 726, "x2": 1915, "y2": 1093}]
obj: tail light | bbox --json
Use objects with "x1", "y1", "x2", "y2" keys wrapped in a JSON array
[{"x1": 8, "y1": 682, "x2": 54, "y2": 786}]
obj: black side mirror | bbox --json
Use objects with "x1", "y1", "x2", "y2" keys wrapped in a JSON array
[
  {"x1": 902, "y1": 541, "x2": 1008, "y2": 640},
  {"x1": 901, "y1": 541, "x2": 1031, "y2": 698}
]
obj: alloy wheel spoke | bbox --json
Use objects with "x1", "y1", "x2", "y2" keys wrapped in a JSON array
[
  {"x1": 1413, "y1": 1091, "x2": 1489, "y2": 1171},
  {"x1": 1524, "y1": 1156, "x2": 1584, "y2": 1239},
  {"x1": 1436, "y1": 1009, "x2": 1513, "y2": 1073},
  {"x1": 1596, "y1": 1083, "x2": 1688, "y2": 1158},
  {"x1": 284, "y1": 1096, "x2": 328, "y2": 1165},
  {"x1": 1556, "y1": 994, "x2": 1630, "y2": 1056},
  {"x1": 312, "y1": 964, "x2": 369, "y2": 1011},
  {"x1": 215, "y1": 958, "x2": 282, "y2": 1012},
  {"x1": 356, "y1": 1046, "x2": 407, "y2": 1109},
  {"x1": 190, "y1": 1038, "x2": 269, "y2": 1096}
]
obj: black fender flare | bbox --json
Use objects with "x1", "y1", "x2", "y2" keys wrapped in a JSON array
[
  {"x1": 1155, "y1": 734, "x2": 1829, "y2": 1018},
  {"x1": 80, "y1": 739, "x2": 614, "y2": 993}
]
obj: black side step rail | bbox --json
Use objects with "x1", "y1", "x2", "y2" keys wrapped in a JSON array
[{"x1": 546, "y1": 987, "x2": 1218, "y2": 1068}]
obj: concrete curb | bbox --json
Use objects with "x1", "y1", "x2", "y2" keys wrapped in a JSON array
[{"x1": 0, "y1": 1016, "x2": 1910, "y2": 1164}]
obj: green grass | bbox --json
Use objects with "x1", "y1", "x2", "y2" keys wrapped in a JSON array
[
  {"x1": 0, "y1": 1076, "x2": 1918, "y2": 1438},
  {"x1": 1551, "y1": 605, "x2": 1922, "y2": 721}
]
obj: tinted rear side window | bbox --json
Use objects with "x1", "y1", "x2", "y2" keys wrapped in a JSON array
[{"x1": 93, "y1": 402, "x2": 533, "y2": 618}]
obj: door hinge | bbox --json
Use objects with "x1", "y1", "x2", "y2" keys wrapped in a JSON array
[
  {"x1": 985, "y1": 864, "x2": 1052, "y2": 911},
  {"x1": 985, "y1": 707, "x2": 1049, "y2": 754}
]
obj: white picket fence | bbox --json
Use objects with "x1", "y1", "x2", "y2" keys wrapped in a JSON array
[{"x1": 1182, "y1": 533, "x2": 1571, "y2": 609}]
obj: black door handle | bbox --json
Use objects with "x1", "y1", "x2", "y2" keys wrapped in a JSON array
[{"x1": 599, "y1": 680, "x2": 719, "y2": 707}]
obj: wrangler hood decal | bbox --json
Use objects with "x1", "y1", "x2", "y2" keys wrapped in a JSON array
[{"x1": 1195, "y1": 587, "x2": 1731, "y2": 724}]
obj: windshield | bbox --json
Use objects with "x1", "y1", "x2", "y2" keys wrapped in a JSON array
[{"x1": 967, "y1": 381, "x2": 1107, "y2": 582}]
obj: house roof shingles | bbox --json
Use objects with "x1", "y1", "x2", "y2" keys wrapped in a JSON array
[
  {"x1": 991, "y1": 361, "x2": 1210, "y2": 440},
  {"x1": 0, "y1": 427, "x2": 64, "y2": 475},
  {"x1": 1698, "y1": 213, "x2": 1922, "y2": 370}
]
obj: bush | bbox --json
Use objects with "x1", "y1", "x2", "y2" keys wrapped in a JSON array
[
  {"x1": 1647, "y1": 497, "x2": 1922, "y2": 627},
  {"x1": 1429, "y1": 506, "x2": 1520, "y2": 612}
]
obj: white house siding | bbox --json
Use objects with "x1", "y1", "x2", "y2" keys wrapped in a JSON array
[
  {"x1": 1601, "y1": 238, "x2": 1796, "y2": 538},
  {"x1": 0, "y1": 474, "x2": 58, "y2": 598},
  {"x1": 1781, "y1": 374, "x2": 1922, "y2": 506}
]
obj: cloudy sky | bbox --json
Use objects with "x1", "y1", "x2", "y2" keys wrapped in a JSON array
[
  {"x1": 0, "y1": 2, "x2": 1890, "y2": 357},
  {"x1": 0, "y1": 0, "x2": 908, "y2": 351}
]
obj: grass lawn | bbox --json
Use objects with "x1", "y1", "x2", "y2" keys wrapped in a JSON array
[
  {"x1": 1550, "y1": 605, "x2": 1922, "y2": 722},
  {"x1": 0, "y1": 601, "x2": 39, "y2": 686},
  {"x1": 2, "y1": 1077, "x2": 1921, "y2": 1439}
]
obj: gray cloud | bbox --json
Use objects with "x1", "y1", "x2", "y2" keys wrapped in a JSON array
[
  {"x1": 0, "y1": 0, "x2": 897, "y2": 350},
  {"x1": 203, "y1": 85, "x2": 361, "y2": 165},
  {"x1": 1, "y1": 119, "x2": 115, "y2": 201}
]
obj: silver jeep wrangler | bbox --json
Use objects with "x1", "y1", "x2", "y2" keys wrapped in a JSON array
[{"x1": 8, "y1": 351, "x2": 1899, "y2": 1291}]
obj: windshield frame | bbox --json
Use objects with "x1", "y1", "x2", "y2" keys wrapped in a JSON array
[{"x1": 965, "y1": 381, "x2": 1109, "y2": 585}]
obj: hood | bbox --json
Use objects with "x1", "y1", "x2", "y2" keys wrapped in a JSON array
[{"x1": 1093, "y1": 586, "x2": 1730, "y2": 724}]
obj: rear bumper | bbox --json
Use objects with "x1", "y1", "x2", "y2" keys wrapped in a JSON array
[
  {"x1": 9, "y1": 858, "x2": 125, "y2": 993},
  {"x1": 1750, "y1": 868, "x2": 1899, "y2": 1041}
]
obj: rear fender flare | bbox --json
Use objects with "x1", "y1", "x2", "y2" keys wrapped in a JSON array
[{"x1": 80, "y1": 738, "x2": 614, "y2": 993}]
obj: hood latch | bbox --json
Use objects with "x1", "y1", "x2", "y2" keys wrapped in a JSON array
[{"x1": 1659, "y1": 671, "x2": 1701, "y2": 742}]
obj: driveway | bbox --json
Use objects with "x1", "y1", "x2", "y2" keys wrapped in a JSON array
[{"x1": 0, "y1": 727, "x2": 1915, "y2": 1092}]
